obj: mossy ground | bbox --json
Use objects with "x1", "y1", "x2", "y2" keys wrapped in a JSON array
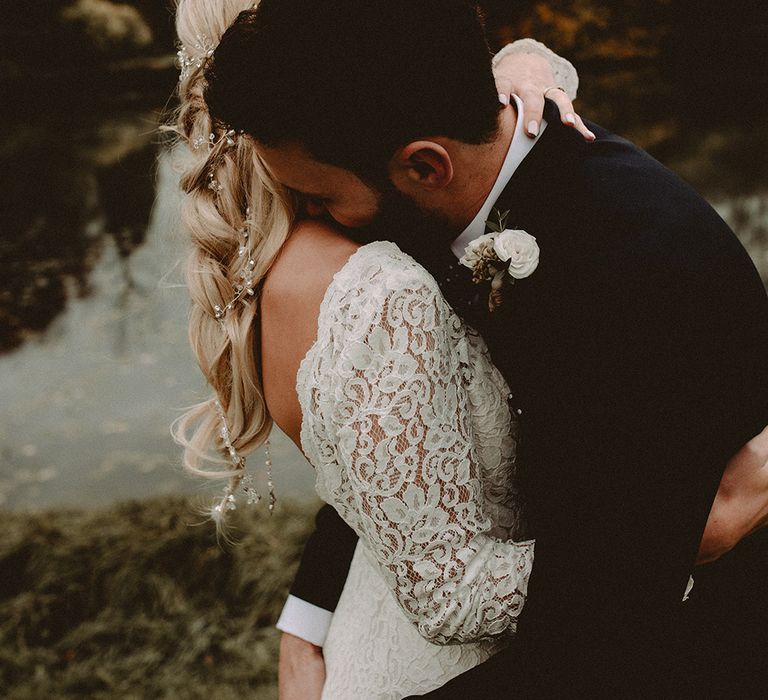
[{"x1": 0, "y1": 497, "x2": 316, "y2": 699}]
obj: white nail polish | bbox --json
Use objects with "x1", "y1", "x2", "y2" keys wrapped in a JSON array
[
  {"x1": 565, "y1": 113, "x2": 576, "y2": 126},
  {"x1": 498, "y1": 93, "x2": 509, "y2": 106},
  {"x1": 527, "y1": 120, "x2": 539, "y2": 136}
]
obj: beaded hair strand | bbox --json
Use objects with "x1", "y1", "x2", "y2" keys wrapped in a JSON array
[{"x1": 169, "y1": 0, "x2": 294, "y2": 527}]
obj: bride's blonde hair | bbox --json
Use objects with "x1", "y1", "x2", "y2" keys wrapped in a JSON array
[{"x1": 169, "y1": 0, "x2": 294, "y2": 509}]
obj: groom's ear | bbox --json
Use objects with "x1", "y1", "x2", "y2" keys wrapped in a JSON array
[{"x1": 390, "y1": 141, "x2": 454, "y2": 192}]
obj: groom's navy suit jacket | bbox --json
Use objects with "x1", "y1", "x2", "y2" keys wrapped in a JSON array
[{"x1": 290, "y1": 103, "x2": 768, "y2": 697}]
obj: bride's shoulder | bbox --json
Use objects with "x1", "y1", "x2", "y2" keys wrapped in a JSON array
[
  {"x1": 263, "y1": 219, "x2": 360, "y2": 309},
  {"x1": 264, "y1": 223, "x2": 435, "y2": 311}
]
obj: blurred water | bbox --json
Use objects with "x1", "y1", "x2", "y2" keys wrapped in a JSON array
[{"x1": 0, "y1": 147, "x2": 316, "y2": 511}]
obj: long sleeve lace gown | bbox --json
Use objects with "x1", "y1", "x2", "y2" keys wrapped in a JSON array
[{"x1": 296, "y1": 242, "x2": 535, "y2": 698}]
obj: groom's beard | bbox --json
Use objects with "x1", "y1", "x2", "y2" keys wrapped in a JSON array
[{"x1": 338, "y1": 182, "x2": 460, "y2": 266}]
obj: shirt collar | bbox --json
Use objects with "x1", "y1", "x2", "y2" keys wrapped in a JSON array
[{"x1": 450, "y1": 94, "x2": 546, "y2": 259}]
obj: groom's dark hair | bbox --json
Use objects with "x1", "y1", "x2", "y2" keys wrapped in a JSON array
[{"x1": 204, "y1": 0, "x2": 500, "y2": 181}]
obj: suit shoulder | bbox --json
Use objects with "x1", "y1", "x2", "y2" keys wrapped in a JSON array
[{"x1": 560, "y1": 131, "x2": 751, "y2": 279}]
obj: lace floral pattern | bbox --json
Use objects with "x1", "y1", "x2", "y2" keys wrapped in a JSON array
[
  {"x1": 321, "y1": 541, "x2": 508, "y2": 700},
  {"x1": 297, "y1": 242, "x2": 534, "y2": 649}
]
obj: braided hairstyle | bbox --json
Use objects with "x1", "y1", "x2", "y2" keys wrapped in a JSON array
[{"x1": 168, "y1": 0, "x2": 294, "y2": 514}]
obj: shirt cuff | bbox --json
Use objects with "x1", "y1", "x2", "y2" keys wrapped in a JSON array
[{"x1": 276, "y1": 595, "x2": 334, "y2": 647}]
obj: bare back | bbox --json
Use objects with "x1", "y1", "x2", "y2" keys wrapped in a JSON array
[{"x1": 259, "y1": 221, "x2": 359, "y2": 447}]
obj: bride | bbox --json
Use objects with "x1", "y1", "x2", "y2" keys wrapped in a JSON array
[{"x1": 170, "y1": 1, "x2": 768, "y2": 698}]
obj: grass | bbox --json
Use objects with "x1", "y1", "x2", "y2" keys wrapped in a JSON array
[{"x1": 0, "y1": 497, "x2": 317, "y2": 699}]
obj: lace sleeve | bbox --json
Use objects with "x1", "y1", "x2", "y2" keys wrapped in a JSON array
[
  {"x1": 493, "y1": 38, "x2": 579, "y2": 100},
  {"x1": 302, "y1": 246, "x2": 534, "y2": 645}
]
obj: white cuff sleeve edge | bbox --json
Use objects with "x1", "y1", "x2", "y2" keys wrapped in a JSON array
[{"x1": 276, "y1": 595, "x2": 334, "y2": 648}]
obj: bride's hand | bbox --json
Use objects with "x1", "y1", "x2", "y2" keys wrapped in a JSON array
[
  {"x1": 697, "y1": 426, "x2": 768, "y2": 564},
  {"x1": 493, "y1": 51, "x2": 595, "y2": 142}
]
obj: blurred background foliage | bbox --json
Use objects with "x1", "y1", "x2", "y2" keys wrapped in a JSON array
[
  {"x1": 1, "y1": 497, "x2": 314, "y2": 698},
  {"x1": 1, "y1": 1, "x2": 766, "y2": 697}
]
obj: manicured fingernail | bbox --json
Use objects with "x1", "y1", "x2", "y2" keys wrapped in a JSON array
[
  {"x1": 587, "y1": 130, "x2": 596, "y2": 141},
  {"x1": 527, "y1": 120, "x2": 539, "y2": 136},
  {"x1": 498, "y1": 93, "x2": 509, "y2": 106},
  {"x1": 565, "y1": 113, "x2": 576, "y2": 126}
]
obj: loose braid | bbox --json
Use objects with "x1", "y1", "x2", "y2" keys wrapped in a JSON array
[{"x1": 167, "y1": 0, "x2": 295, "y2": 512}]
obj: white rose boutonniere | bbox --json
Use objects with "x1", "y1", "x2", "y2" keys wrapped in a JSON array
[
  {"x1": 459, "y1": 209, "x2": 540, "y2": 312},
  {"x1": 493, "y1": 229, "x2": 540, "y2": 279},
  {"x1": 459, "y1": 232, "x2": 497, "y2": 270}
]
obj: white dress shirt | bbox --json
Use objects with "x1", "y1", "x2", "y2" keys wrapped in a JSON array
[
  {"x1": 276, "y1": 595, "x2": 335, "y2": 647},
  {"x1": 450, "y1": 93, "x2": 546, "y2": 259},
  {"x1": 276, "y1": 94, "x2": 546, "y2": 648}
]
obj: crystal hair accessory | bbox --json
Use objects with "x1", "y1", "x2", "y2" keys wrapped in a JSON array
[
  {"x1": 193, "y1": 133, "x2": 215, "y2": 150},
  {"x1": 177, "y1": 34, "x2": 216, "y2": 82},
  {"x1": 198, "y1": 126, "x2": 241, "y2": 194},
  {"x1": 208, "y1": 172, "x2": 224, "y2": 193},
  {"x1": 210, "y1": 399, "x2": 275, "y2": 522},
  {"x1": 177, "y1": 4, "x2": 259, "y2": 82},
  {"x1": 213, "y1": 208, "x2": 256, "y2": 321},
  {"x1": 194, "y1": 129, "x2": 237, "y2": 151}
]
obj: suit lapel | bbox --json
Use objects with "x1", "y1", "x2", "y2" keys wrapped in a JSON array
[{"x1": 464, "y1": 102, "x2": 589, "y2": 402}]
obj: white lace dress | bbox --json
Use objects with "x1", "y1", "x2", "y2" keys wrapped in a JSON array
[{"x1": 297, "y1": 242, "x2": 535, "y2": 699}]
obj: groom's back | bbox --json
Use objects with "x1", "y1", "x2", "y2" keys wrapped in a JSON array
[{"x1": 474, "y1": 107, "x2": 768, "y2": 696}]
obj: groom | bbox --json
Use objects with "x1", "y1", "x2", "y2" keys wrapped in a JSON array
[{"x1": 205, "y1": 1, "x2": 768, "y2": 696}]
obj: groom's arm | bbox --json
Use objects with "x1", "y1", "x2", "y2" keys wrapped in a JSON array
[
  {"x1": 277, "y1": 503, "x2": 358, "y2": 645},
  {"x1": 277, "y1": 505, "x2": 357, "y2": 697}
]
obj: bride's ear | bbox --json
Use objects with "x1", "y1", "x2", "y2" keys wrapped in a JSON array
[{"x1": 390, "y1": 141, "x2": 454, "y2": 191}]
